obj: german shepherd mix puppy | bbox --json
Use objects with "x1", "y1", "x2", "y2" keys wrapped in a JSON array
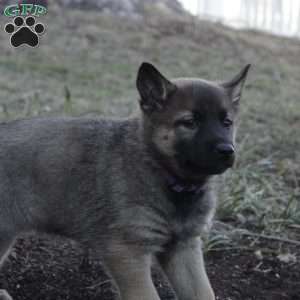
[{"x1": 0, "y1": 62, "x2": 250, "y2": 300}]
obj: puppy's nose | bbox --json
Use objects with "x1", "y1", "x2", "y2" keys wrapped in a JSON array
[{"x1": 215, "y1": 143, "x2": 235, "y2": 157}]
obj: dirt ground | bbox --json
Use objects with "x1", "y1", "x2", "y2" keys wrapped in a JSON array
[
  {"x1": 0, "y1": 235, "x2": 299, "y2": 300},
  {"x1": 207, "y1": 243, "x2": 300, "y2": 300}
]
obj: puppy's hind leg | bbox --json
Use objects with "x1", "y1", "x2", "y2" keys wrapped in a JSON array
[{"x1": 0, "y1": 232, "x2": 16, "y2": 300}]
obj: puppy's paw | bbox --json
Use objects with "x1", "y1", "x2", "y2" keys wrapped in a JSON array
[
  {"x1": 205, "y1": 290, "x2": 215, "y2": 300},
  {"x1": 0, "y1": 290, "x2": 12, "y2": 300},
  {"x1": 199, "y1": 288, "x2": 215, "y2": 300}
]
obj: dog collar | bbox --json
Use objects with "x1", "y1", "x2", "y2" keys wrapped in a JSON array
[{"x1": 166, "y1": 174, "x2": 206, "y2": 195}]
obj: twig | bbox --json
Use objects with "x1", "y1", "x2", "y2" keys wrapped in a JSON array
[
  {"x1": 238, "y1": 230, "x2": 300, "y2": 246},
  {"x1": 288, "y1": 224, "x2": 300, "y2": 230},
  {"x1": 207, "y1": 246, "x2": 251, "y2": 252},
  {"x1": 86, "y1": 279, "x2": 112, "y2": 290}
]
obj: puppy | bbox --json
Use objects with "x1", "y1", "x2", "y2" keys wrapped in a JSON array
[{"x1": 0, "y1": 62, "x2": 250, "y2": 300}]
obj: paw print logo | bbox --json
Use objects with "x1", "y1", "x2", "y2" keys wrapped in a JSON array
[{"x1": 5, "y1": 16, "x2": 45, "y2": 48}]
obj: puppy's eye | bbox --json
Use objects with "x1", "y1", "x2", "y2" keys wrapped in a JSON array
[
  {"x1": 176, "y1": 118, "x2": 197, "y2": 129},
  {"x1": 223, "y1": 118, "x2": 233, "y2": 128}
]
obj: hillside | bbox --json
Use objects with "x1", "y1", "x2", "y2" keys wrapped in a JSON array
[
  {"x1": 1, "y1": 0, "x2": 185, "y2": 17},
  {"x1": 0, "y1": 6, "x2": 299, "y2": 300}
]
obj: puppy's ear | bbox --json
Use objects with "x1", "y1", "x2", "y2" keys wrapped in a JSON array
[
  {"x1": 222, "y1": 64, "x2": 251, "y2": 111},
  {"x1": 136, "y1": 62, "x2": 177, "y2": 113}
]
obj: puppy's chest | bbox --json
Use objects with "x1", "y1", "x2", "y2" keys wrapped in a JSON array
[{"x1": 167, "y1": 191, "x2": 208, "y2": 241}]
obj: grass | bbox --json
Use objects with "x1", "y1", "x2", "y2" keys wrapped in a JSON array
[{"x1": 0, "y1": 7, "x2": 299, "y2": 248}]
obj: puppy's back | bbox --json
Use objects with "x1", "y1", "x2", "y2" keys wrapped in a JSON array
[{"x1": 0, "y1": 117, "x2": 118, "y2": 234}]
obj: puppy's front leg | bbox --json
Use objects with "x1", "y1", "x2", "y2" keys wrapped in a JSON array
[
  {"x1": 102, "y1": 246, "x2": 160, "y2": 300},
  {"x1": 158, "y1": 237, "x2": 215, "y2": 300}
]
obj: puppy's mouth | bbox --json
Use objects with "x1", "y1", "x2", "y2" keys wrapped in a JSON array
[{"x1": 182, "y1": 158, "x2": 234, "y2": 175}]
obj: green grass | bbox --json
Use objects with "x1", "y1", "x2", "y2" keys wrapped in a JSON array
[{"x1": 0, "y1": 7, "x2": 299, "y2": 247}]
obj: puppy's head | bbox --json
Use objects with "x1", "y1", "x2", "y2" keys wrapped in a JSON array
[{"x1": 137, "y1": 62, "x2": 250, "y2": 181}]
